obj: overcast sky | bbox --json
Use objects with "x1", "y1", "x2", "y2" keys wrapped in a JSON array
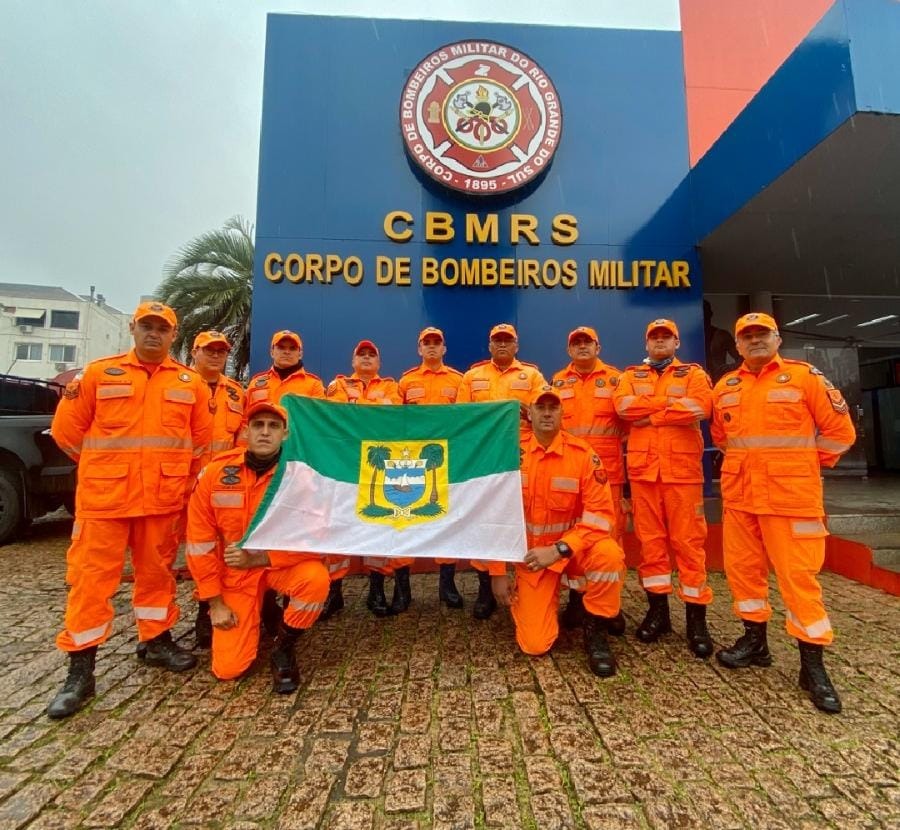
[{"x1": 0, "y1": 1, "x2": 680, "y2": 312}]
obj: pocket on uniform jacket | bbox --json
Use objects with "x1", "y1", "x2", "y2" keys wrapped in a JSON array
[
  {"x1": 80, "y1": 463, "x2": 129, "y2": 511},
  {"x1": 161, "y1": 389, "x2": 196, "y2": 428},
  {"x1": 718, "y1": 454, "x2": 743, "y2": 503},
  {"x1": 765, "y1": 459, "x2": 817, "y2": 507},
  {"x1": 548, "y1": 478, "x2": 578, "y2": 513},
  {"x1": 95, "y1": 383, "x2": 135, "y2": 428},
  {"x1": 626, "y1": 449, "x2": 648, "y2": 475},
  {"x1": 158, "y1": 461, "x2": 191, "y2": 507},
  {"x1": 763, "y1": 388, "x2": 806, "y2": 430}
]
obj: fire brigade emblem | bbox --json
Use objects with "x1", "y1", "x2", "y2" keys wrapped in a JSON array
[
  {"x1": 357, "y1": 441, "x2": 449, "y2": 528},
  {"x1": 399, "y1": 40, "x2": 563, "y2": 195}
]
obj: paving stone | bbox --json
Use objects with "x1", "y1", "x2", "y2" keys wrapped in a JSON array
[
  {"x1": 344, "y1": 757, "x2": 387, "y2": 798},
  {"x1": 432, "y1": 787, "x2": 475, "y2": 830},
  {"x1": 581, "y1": 802, "x2": 646, "y2": 829},
  {"x1": 323, "y1": 800, "x2": 375, "y2": 830},
  {"x1": 384, "y1": 768, "x2": 427, "y2": 813},
  {"x1": 481, "y1": 775, "x2": 522, "y2": 828},
  {"x1": 529, "y1": 789, "x2": 576, "y2": 829},
  {"x1": 81, "y1": 777, "x2": 153, "y2": 827},
  {"x1": 356, "y1": 721, "x2": 396, "y2": 755},
  {"x1": 0, "y1": 781, "x2": 57, "y2": 830},
  {"x1": 234, "y1": 773, "x2": 290, "y2": 820},
  {"x1": 106, "y1": 738, "x2": 184, "y2": 778},
  {"x1": 53, "y1": 768, "x2": 115, "y2": 810},
  {"x1": 394, "y1": 734, "x2": 431, "y2": 769},
  {"x1": 278, "y1": 772, "x2": 334, "y2": 829}
]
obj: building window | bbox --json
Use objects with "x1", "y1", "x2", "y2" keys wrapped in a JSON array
[
  {"x1": 15, "y1": 343, "x2": 43, "y2": 361},
  {"x1": 14, "y1": 311, "x2": 46, "y2": 327},
  {"x1": 49, "y1": 344, "x2": 77, "y2": 364},
  {"x1": 50, "y1": 310, "x2": 80, "y2": 330}
]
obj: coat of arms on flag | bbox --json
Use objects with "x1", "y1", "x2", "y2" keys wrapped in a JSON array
[
  {"x1": 357, "y1": 441, "x2": 448, "y2": 526},
  {"x1": 241, "y1": 397, "x2": 526, "y2": 562}
]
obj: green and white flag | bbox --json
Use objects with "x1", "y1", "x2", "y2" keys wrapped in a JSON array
[{"x1": 242, "y1": 397, "x2": 526, "y2": 562}]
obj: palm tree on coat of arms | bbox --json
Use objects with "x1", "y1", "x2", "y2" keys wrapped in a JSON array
[{"x1": 361, "y1": 445, "x2": 392, "y2": 517}]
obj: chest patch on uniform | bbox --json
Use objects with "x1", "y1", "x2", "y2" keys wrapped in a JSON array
[
  {"x1": 566, "y1": 377, "x2": 577, "y2": 384},
  {"x1": 255, "y1": 378, "x2": 267, "y2": 387},
  {"x1": 726, "y1": 377, "x2": 741, "y2": 386},
  {"x1": 595, "y1": 378, "x2": 605, "y2": 388},
  {"x1": 776, "y1": 373, "x2": 791, "y2": 383},
  {"x1": 223, "y1": 466, "x2": 241, "y2": 475},
  {"x1": 220, "y1": 474, "x2": 241, "y2": 485},
  {"x1": 179, "y1": 373, "x2": 191, "y2": 382},
  {"x1": 723, "y1": 413, "x2": 732, "y2": 422},
  {"x1": 674, "y1": 367, "x2": 689, "y2": 377},
  {"x1": 553, "y1": 379, "x2": 565, "y2": 387},
  {"x1": 634, "y1": 371, "x2": 649, "y2": 378},
  {"x1": 227, "y1": 387, "x2": 240, "y2": 400},
  {"x1": 519, "y1": 372, "x2": 527, "y2": 380},
  {"x1": 104, "y1": 367, "x2": 126, "y2": 376}
]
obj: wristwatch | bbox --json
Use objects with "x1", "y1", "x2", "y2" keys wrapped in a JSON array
[{"x1": 554, "y1": 541, "x2": 573, "y2": 559}]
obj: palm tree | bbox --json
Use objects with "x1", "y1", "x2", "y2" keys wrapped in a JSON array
[
  {"x1": 420, "y1": 443, "x2": 445, "y2": 504},
  {"x1": 366, "y1": 445, "x2": 391, "y2": 507},
  {"x1": 154, "y1": 215, "x2": 254, "y2": 378}
]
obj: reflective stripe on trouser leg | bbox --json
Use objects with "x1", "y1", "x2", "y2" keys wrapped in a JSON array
[
  {"x1": 211, "y1": 572, "x2": 265, "y2": 680},
  {"x1": 722, "y1": 508, "x2": 772, "y2": 623},
  {"x1": 324, "y1": 555, "x2": 351, "y2": 581},
  {"x1": 662, "y1": 483, "x2": 712, "y2": 605},
  {"x1": 510, "y1": 565, "x2": 562, "y2": 655},
  {"x1": 56, "y1": 517, "x2": 130, "y2": 652},
  {"x1": 363, "y1": 557, "x2": 415, "y2": 575},
  {"x1": 130, "y1": 514, "x2": 181, "y2": 642},
  {"x1": 631, "y1": 481, "x2": 673, "y2": 593},
  {"x1": 759, "y1": 514, "x2": 833, "y2": 645},
  {"x1": 268, "y1": 557, "x2": 330, "y2": 629},
  {"x1": 576, "y1": 537, "x2": 625, "y2": 618}
]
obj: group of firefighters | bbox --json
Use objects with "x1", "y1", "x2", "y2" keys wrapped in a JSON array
[{"x1": 45, "y1": 301, "x2": 856, "y2": 720}]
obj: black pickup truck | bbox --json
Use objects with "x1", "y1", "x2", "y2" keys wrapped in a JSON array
[{"x1": 0, "y1": 374, "x2": 77, "y2": 544}]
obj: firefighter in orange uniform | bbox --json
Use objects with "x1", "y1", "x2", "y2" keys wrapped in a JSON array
[
  {"x1": 398, "y1": 326, "x2": 466, "y2": 609},
  {"x1": 458, "y1": 323, "x2": 546, "y2": 620},
  {"x1": 712, "y1": 312, "x2": 856, "y2": 713},
  {"x1": 492, "y1": 385, "x2": 625, "y2": 676},
  {"x1": 552, "y1": 325, "x2": 628, "y2": 633},
  {"x1": 185, "y1": 401, "x2": 329, "y2": 692},
  {"x1": 246, "y1": 330, "x2": 325, "y2": 407},
  {"x1": 186, "y1": 330, "x2": 245, "y2": 647},
  {"x1": 613, "y1": 318, "x2": 715, "y2": 657},
  {"x1": 47, "y1": 301, "x2": 213, "y2": 719},
  {"x1": 325, "y1": 340, "x2": 412, "y2": 617}
]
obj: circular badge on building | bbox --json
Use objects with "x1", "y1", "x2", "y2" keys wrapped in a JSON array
[{"x1": 399, "y1": 41, "x2": 563, "y2": 195}]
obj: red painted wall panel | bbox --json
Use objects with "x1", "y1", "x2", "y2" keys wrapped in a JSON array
[{"x1": 680, "y1": 0, "x2": 836, "y2": 164}]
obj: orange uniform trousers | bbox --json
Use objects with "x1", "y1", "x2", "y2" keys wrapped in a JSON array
[
  {"x1": 723, "y1": 508, "x2": 833, "y2": 645},
  {"x1": 212, "y1": 555, "x2": 330, "y2": 680},
  {"x1": 511, "y1": 537, "x2": 625, "y2": 655},
  {"x1": 631, "y1": 481, "x2": 712, "y2": 604},
  {"x1": 57, "y1": 514, "x2": 181, "y2": 652}
]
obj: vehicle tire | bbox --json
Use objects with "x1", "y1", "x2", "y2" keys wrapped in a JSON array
[{"x1": 0, "y1": 469, "x2": 25, "y2": 546}]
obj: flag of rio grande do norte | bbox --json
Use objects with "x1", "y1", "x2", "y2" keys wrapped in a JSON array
[{"x1": 241, "y1": 397, "x2": 527, "y2": 562}]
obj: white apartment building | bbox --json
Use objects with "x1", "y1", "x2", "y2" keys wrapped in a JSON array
[{"x1": 0, "y1": 283, "x2": 132, "y2": 381}]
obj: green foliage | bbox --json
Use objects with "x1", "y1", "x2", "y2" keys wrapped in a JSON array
[
  {"x1": 359, "y1": 504, "x2": 393, "y2": 518},
  {"x1": 366, "y1": 445, "x2": 392, "y2": 506},
  {"x1": 410, "y1": 502, "x2": 444, "y2": 517},
  {"x1": 155, "y1": 215, "x2": 254, "y2": 378}
]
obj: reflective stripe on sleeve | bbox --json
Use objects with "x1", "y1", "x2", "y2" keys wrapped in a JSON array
[
  {"x1": 679, "y1": 397, "x2": 706, "y2": 418},
  {"x1": 70, "y1": 622, "x2": 110, "y2": 647},
  {"x1": 586, "y1": 570, "x2": 620, "y2": 583},
  {"x1": 580, "y1": 511, "x2": 611, "y2": 531},
  {"x1": 185, "y1": 541, "x2": 216, "y2": 557},
  {"x1": 210, "y1": 439, "x2": 234, "y2": 452},
  {"x1": 615, "y1": 395, "x2": 636, "y2": 414},
  {"x1": 642, "y1": 573, "x2": 672, "y2": 589},
  {"x1": 525, "y1": 521, "x2": 573, "y2": 536},
  {"x1": 816, "y1": 436, "x2": 853, "y2": 453},
  {"x1": 133, "y1": 606, "x2": 167, "y2": 621},
  {"x1": 737, "y1": 598, "x2": 768, "y2": 613}
]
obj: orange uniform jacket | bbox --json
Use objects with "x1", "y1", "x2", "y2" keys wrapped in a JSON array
[
  {"x1": 202, "y1": 375, "x2": 246, "y2": 466},
  {"x1": 326, "y1": 374, "x2": 402, "y2": 404},
  {"x1": 246, "y1": 366, "x2": 325, "y2": 405},
  {"x1": 398, "y1": 364, "x2": 464, "y2": 404},
  {"x1": 185, "y1": 448, "x2": 308, "y2": 599},
  {"x1": 551, "y1": 361, "x2": 627, "y2": 484},
  {"x1": 52, "y1": 350, "x2": 213, "y2": 518},
  {"x1": 457, "y1": 358, "x2": 545, "y2": 404},
  {"x1": 711, "y1": 355, "x2": 856, "y2": 516},
  {"x1": 520, "y1": 431, "x2": 616, "y2": 577},
  {"x1": 613, "y1": 358, "x2": 712, "y2": 483}
]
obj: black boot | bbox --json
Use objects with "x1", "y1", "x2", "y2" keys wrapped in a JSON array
[
  {"x1": 390, "y1": 566, "x2": 413, "y2": 615},
  {"x1": 270, "y1": 622, "x2": 302, "y2": 694},
  {"x1": 685, "y1": 602, "x2": 713, "y2": 658},
  {"x1": 606, "y1": 610, "x2": 626, "y2": 637},
  {"x1": 367, "y1": 572, "x2": 392, "y2": 617},
  {"x1": 261, "y1": 589, "x2": 284, "y2": 638},
  {"x1": 438, "y1": 564, "x2": 463, "y2": 609},
  {"x1": 194, "y1": 600, "x2": 212, "y2": 649},
  {"x1": 583, "y1": 613, "x2": 617, "y2": 677},
  {"x1": 319, "y1": 579, "x2": 344, "y2": 621},
  {"x1": 716, "y1": 620, "x2": 772, "y2": 668},
  {"x1": 560, "y1": 589, "x2": 585, "y2": 630},
  {"x1": 798, "y1": 641, "x2": 842, "y2": 714},
  {"x1": 635, "y1": 591, "x2": 671, "y2": 643},
  {"x1": 141, "y1": 630, "x2": 197, "y2": 672},
  {"x1": 472, "y1": 570, "x2": 497, "y2": 620},
  {"x1": 47, "y1": 647, "x2": 97, "y2": 719}
]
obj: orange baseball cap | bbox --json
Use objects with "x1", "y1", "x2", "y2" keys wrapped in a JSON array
[
  {"x1": 192, "y1": 330, "x2": 231, "y2": 350},
  {"x1": 245, "y1": 400, "x2": 288, "y2": 425},
  {"x1": 354, "y1": 339, "x2": 380, "y2": 356},
  {"x1": 530, "y1": 384, "x2": 562, "y2": 405},
  {"x1": 489, "y1": 323, "x2": 517, "y2": 339},
  {"x1": 133, "y1": 301, "x2": 177, "y2": 327},
  {"x1": 735, "y1": 312, "x2": 779, "y2": 337},
  {"x1": 418, "y1": 326, "x2": 444, "y2": 343},
  {"x1": 645, "y1": 318, "x2": 679, "y2": 339},
  {"x1": 568, "y1": 326, "x2": 599, "y2": 344},
  {"x1": 270, "y1": 329, "x2": 302, "y2": 349}
]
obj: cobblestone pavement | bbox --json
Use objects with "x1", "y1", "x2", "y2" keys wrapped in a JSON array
[{"x1": 0, "y1": 519, "x2": 898, "y2": 830}]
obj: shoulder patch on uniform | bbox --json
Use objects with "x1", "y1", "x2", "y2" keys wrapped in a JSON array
[
  {"x1": 64, "y1": 382, "x2": 80, "y2": 399},
  {"x1": 827, "y1": 388, "x2": 849, "y2": 414},
  {"x1": 809, "y1": 366, "x2": 824, "y2": 376},
  {"x1": 103, "y1": 367, "x2": 126, "y2": 376},
  {"x1": 634, "y1": 370, "x2": 649, "y2": 378}
]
